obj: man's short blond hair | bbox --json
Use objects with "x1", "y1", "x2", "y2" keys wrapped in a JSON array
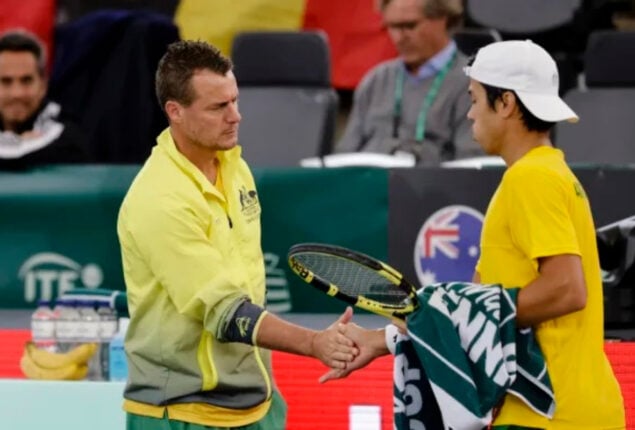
[{"x1": 378, "y1": 0, "x2": 463, "y2": 30}]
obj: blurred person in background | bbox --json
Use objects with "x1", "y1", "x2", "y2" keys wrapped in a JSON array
[
  {"x1": 336, "y1": 0, "x2": 481, "y2": 165},
  {"x1": 118, "y1": 40, "x2": 357, "y2": 430},
  {"x1": 0, "y1": 30, "x2": 86, "y2": 170}
]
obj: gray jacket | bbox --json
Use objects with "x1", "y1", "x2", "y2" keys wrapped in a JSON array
[{"x1": 337, "y1": 53, "x2": 481, "y2": 165}]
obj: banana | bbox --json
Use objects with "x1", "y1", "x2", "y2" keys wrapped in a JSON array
[
  {"x1": 20, "y1": 351, "x2": 88, "y2": 380},
  {"x1": 26, "y1": 342, "x2": 97, "y2": 369}
]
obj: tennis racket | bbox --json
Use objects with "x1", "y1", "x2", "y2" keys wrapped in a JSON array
[{"x1": 287, "y1": 243, "x2": 419, "y2": 319}]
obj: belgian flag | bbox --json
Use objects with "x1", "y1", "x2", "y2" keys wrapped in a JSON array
[{"x1": 175, "y1": 0, "x2": 397, "y2": 89}]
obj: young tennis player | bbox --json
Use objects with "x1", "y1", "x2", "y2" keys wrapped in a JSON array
[{"x1": 324, "y1": 40, "x2": 625, "y2": 430}]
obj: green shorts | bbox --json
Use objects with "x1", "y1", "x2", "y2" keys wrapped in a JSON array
[{"x1": 126, "y1": 390, "x2": 287, "y2": 430}]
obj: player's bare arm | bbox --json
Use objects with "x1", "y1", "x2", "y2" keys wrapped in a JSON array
[
  {"x1": 516, "y1": 254, "x2": 587, "y2": 327},
  {"x1": 472, "y1": 271, "x2": 481, "y2": 283}
]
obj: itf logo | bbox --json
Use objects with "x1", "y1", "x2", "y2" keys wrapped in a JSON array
[
  {"x1": 19, "y1": 252, "x2": 104, "y2": 303},
  {"x1": 414, "y1": 205, "x2": 484, "y2": 287}
]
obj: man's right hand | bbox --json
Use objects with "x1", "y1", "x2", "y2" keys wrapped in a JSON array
[
  {"x1": 318, "y1": 323, "x2": 390, "y2": 383},
  {"x1": 309, "y1": 306, "x2": 359, "y2": 369}
]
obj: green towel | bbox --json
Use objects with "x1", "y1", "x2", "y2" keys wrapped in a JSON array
[{"x1": 393, "y1": 282, "x2": 555, "y2": 430}]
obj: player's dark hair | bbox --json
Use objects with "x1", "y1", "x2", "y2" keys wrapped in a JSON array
[
  {"x1": 155, "y1": 40, "x2": 233, "y2": 113},
  {"x1": 481, "y1": 84, "x2": 554, "y2": 133}
]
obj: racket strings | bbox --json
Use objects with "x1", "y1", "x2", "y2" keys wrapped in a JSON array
[{"x1": 295, "y1": 253, "x2": 409, "y2": 305}]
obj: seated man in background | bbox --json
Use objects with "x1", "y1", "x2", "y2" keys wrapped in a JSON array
[
  {"x1": 336, "y1": 0, "x2": 482, "y2": 165},
  {"x1": 0, "y1": 30, "x2": 86, "y2": 169}
]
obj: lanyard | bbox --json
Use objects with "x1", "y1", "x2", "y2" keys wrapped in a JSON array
[{"x1": 393, "y1": 50, "x2": 456, "y2": 142}]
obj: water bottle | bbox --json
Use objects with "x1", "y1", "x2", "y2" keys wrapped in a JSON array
[
  {"x1": 54, "y1": 299, "x2": 80, "y2": 352},
  {"x1": 30, "y1": 300, "x2": 56, "y2": 352},
  {"x1": 97, "y1": 304, "x2": 118, "y2": 381},
  {"x1": 109, "y1": 317, "x2": 129, "y2": 382},
  {"x1": 76, "y1": 300, "x2": 101, "y2": 380}
]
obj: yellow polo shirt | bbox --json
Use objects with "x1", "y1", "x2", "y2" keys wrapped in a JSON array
[{"x1": 477, "y1": 146, "x2": 624, "y2": 429}]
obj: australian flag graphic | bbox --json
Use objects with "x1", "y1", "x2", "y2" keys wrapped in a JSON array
[{"x1": 414, "y1": 205, "x2": 484, "y2": 287}]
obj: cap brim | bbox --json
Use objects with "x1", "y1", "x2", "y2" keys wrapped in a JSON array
[{"x1": 515, "y1": 91, "x2": 579, "y2": 123}]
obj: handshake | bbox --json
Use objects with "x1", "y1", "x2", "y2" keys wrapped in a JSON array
[{"x1": 311, "y1": 307, "x2": 399, "y2": 383}]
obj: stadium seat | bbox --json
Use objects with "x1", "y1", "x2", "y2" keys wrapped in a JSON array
[
  {"x1": 465, "y1": 0, "x2": 581, "y2": 34},
  {"x1": 555, "y1": 30, "x2": 635, "y2": 165},
  {"x1": 453, "y1": 27, "x2": 501, "y2": 56},
  {"x1": 465, "y1": 0, "x2": 585, "y2": 94},
  {"x1": 231, "y1": 31, "x2": 338, "y2": 167},
  {"x1": 583, "y1": 30, "x2": 635, "y2": 87}
]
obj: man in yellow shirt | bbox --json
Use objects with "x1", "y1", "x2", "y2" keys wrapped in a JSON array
[
  {"x1": 117, "y1": 40, "x2": 358, "y2": 430},
  {"x1": 320, "y1": 40, "x2": 625, "y2": 430},
  {"x1": 463, "y1": 39, "x2": 624, "y2": 429}
]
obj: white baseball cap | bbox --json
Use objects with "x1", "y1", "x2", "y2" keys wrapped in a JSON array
[{"x1": 464, "y1": 40, "x2": 579, "y2": 123}]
